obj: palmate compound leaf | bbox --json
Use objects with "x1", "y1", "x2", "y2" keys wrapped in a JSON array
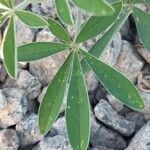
[
  {"x1": 81, "y1": 9, "x2": 132, "y2": 74},
  {"x1": 2, "y1": 15, "x2": 17, "y2": 78},
  {"x1": 75, "y1": 1, "x2": 122, "y2": 43},
  {"x1": 72, "y1": 0, "x2": 114, "y2": 16},
  {"x1": 15, "y1": 10, "x2": 48, "y2": 28},
  {"x1": 66, "y1": 51, "x2": 90, "y2": 150},
  {"x1": 133, "y1": 7, "x2": 150, "y2": 52},
  {"x1": 48, "y1": 18, "x2": 71, "y2": 43},
  {"x1": 55, "y1": 0, "x2": 73, "y2": 25},
  {"x1": 18, "y1": 42, "x2": 68, "y2": 61},
  {"x1": 39, "y1": 52, "x2": 74, "y2": 134},
  {"x1": 80, "y1": 49, "x2": 144, "y2": 109}
]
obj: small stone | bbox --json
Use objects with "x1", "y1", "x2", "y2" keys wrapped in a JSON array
[
  {"x1": 20, "y1": 70, "x2": 41, "y2": 99},
  {"x1": 125, "y1": 112, "x2": 146, "y2": 132},
  {"x1": 33, "y1": 135, "x2": 71, "y2": 150},
  {"x1": 115, "y1": 40, "x2": 144, "y2": 82},
  {"x1": 138, "y1": 71, "x2": 150, "y2": 93},
  {"x1": 36, "y1": 29, "x2": 56, "y2": 42},
  {"x1": 0, "y1": 90, "x2": 7, "y2": 112},
  {"x1": 0, "y1": 88, "x2": 27, "y2": 128},
  {"x1": 51, "y1": 117, "x2": 67, "y2": 137},
  {"x1": 136, "y1": 44, "x2": 150, "y2": 63},
  {"x1": 94, "y1": 100, "x2": 135, "y2": 136},
  {"x1": 16, "y1": 113, "x2": 44, "y2": 147},
  {"x1": 126, "y1": 121, "x2": 150, "y2": 150},
  {"x1": 137, "y1": 87, "x2": 150, "y2": 120},
  {"x1": 0, "y1": 63, "x2": 7, "y2": 82},
  {"x1": 16, "y1": 19, "x2": 34, "y2": 46},
  {"x1": 2, "y1": 70, "x2": 41, "y2": 100},
  {"x1": 90, "y1": 146, "x2": 114, "y2": 150},
  {"x1": 29, "y1": 29, "x2": 68, "y2": 86},
  {"x1": 107, "y1": 94, "x2": 124, "y2": 113},
  {"x1": 17, "y1": 70, "x2": 42, "y2": 100},
  {"x1": 101, "y1": 32, "x2": 122, "y2": 66},
  {"x1": 90, "y1": 115, "x2": 127, "y2": 150},
  {"x1": 40, "y1": 0, "x2": 56, "y2": 18},
  {"x1": 0, "y1": 129, "x2": 19, "y2": 150},
  {"x1": 85, "y1": 71, "x2": 99, "y2": 92},
  {"x1": 95, "y1": 83, "x2": 108, "y2": 101}
]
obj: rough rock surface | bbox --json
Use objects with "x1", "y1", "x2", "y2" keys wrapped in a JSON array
[
  {"x1": 137, "y1": 44, "x2": 150, "y2": 63},
  {"x1": 126, "y1": 121, "x2": 150, "y2": 150},
  {"x1": 33, "y1": 135, "x2": 71, "y2": 150},
  {"x1": 16, "y1": 70, "x2": 42, "y2": 100},
  {"x1": 85, "y1": 71, "x2": 99, "y2": 92},
  {"x1": 138, "y1": 88, "x2": 150, "y2": 120},
  {"x1": 0, "y1": 88, "x2": 27, "y2": 128},
  {"x1": 2, "y1": 70, "x2": 42, "y2": 100},
  {"x1": 0, "y1": 1, "x2": 149, "y2": 149},
  {"x1": 0, "y1": 63, "x2": 7, "y2": 82},
  {"x1": 90, "y1": 146, "x2": 114, "y2": 150},
  {"x1": 107, "y1": 94, "x2": 124, "y2": 113},
  {"x1": 16, "y1": 113, "x2": 43, "y2": 147},
  {"x1": 115, "y1": 40, "x2": 144, "y2": 82},
  {"x1": 101, "y1": 32, "x2": 122, "y2": 66},
  {"x1": 94, "y1": 100, "x2": 135, "y2": 136},
  {"x1": 16, "y1": 20, "x2": 34, "y2": 46},
  {"x1": 90, "y1": 115, "x2": 127, "y2": 150},
  {"x1": 29, "y1": 29, "x2": 68, "y2": 86},
  {"x1": 0, "y1": 129, "x2": 19, "y2": 150}
]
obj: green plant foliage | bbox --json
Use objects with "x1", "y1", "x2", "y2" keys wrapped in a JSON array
[
  {"x1": 0, "y1": 0, "x2": 49, "y2": 78},
  {"x1": 55, "y1": 0, "x2": 73, "y2": 25},
  {"x1": 66, "y1": 51, "x2": 90, "y2": 150},
  {"x1": 72, "y1": 0, "x2": 114, "y2": 16},
  {"x1": 80, "y1": 49, "x2": 144, "y2": 109},
  {"x1": 2, "y1": 15, "x2": 17, "y2": 78},
  {"x1": 48, "y1": 18, "x2": 71, "y2": 43},
  {"x1": 18, "y1": 42, "x2": 68, "y2": 61},
  {"x1": 0, "y1": 13, "x2": 8, "y2": 26},
  {"x1": 75, "y1": 2, "x2": 122, "y2": 43},
  {"x1": 39, "y1": 52, "x2": 74, "y2": 134},
  {"x1": 82, "y1": 9, "x2": 132, "y2": 74},
  {"x1": 0, "y1": 0, "x2": 11, "y2": 8},
  {"x1": 133, "y1": 7, "x2": 150, "y2": 52},
  {"x1": 1, "y1": 0, "x2": 149, "y2": 149},
  {"x1": 15, "y1": 10, "x2": 48, "y2": 28}
]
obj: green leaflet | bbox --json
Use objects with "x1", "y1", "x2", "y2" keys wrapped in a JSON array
[
  {"x1": 3, "y1": 15, "x2": 17, "y2": 78},
  {"x1": 55, "y1": 0, "x2": 73, "y2": 25},
  {"x1": 66, "y1": 51, "x2": 90, "y2": 150},
  {"x1": 75, "y1": 1, "x2": 122, "y2": 43},
  {"x1": 72, "y1": 0, "x2": 114, "y2": 16},
  {"x1": 80, "y1": 49, "x2": 144, "y2": 109},
  {"x1": 133, "y1": 7, "x2": 150, "y2": 52},
  {"x1": 5, "y1": 0, "x2": 12, "y2": 7},
  {"x1": 0, "y1": 0, "x2": 10, "y2": 8},
  {"x1": 81, "y1": 10, "x2": 132, "y2": 74},
  {"x1": 0, "y1": 13, "x2": 8, "y2": 27},
  {"x1": 15, "y1": 10, "x2": 48, "y2": 28},
  {"x1": 48, "y1": 18, "x2": 71, "y2": 43},
  {"x1": 18, "y1": 42, "x2": 68, "y2": 62},
  {"x1": 39, "y1": 52, "x2": 74, "y2": 134}
]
